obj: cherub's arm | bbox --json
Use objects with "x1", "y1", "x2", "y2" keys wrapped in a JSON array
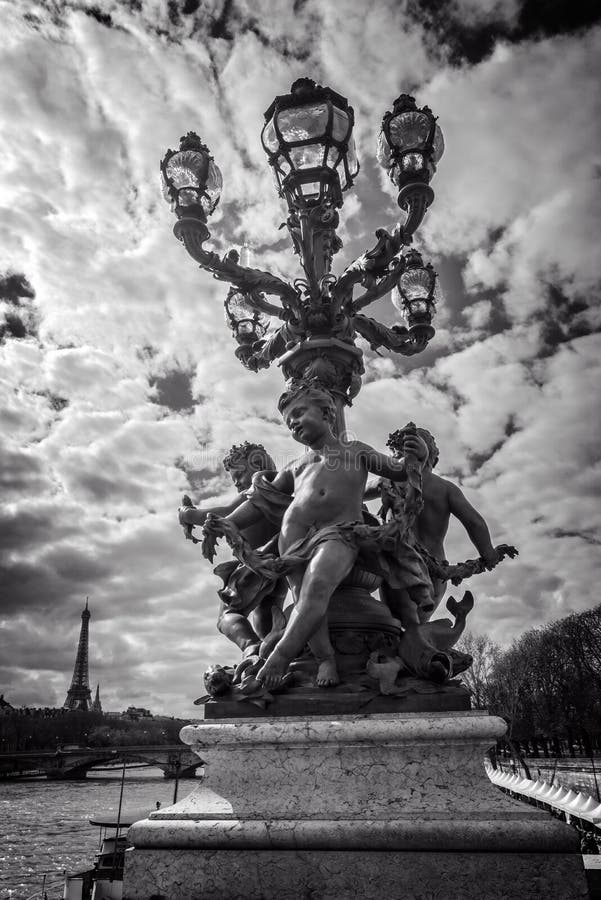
[
  {"x1": 219, "y1": 467, "x2": 294, "y2": 530},
  {"x1": 199, "y1": 468, "x2": 294, "y2": 561},
  {"x1": 447, "y1": 482, "x2": 499, "y2": 567},
  {"x1": 358, "y1": 433, "x2": 428, "y2": 481},
  {"x1": 179, "y1": 493, "x2": 246, "y2": 527}
]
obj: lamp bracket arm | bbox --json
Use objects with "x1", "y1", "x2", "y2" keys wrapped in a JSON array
[
  {"x1": 173, "y1": 217, "x2": 299, "y2": 316},
  {"x1": 332, "y1": 225, "x2": 407, "y2": 313},
  {"x1": 246, "y1": 290, "x2": 288, "y2": 320},
  {"x1": 352, "y1": 313, "x2": 426, "y2": 357},
  {"x1": 212, "y1": 255, "x2": 299, "y2": 316},
  {"x1": 350, "y1": 259, "x2": 405, "y2": 314}
]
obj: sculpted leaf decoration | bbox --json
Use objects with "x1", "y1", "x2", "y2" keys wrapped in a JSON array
[
  {"x1": 286, "y1": 204, "x2": 342, "y2": 300},
  {"x1": 173, "y1": 217, "x2": 300, "y2": 317}
]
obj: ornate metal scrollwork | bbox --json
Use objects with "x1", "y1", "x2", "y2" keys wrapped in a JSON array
[
  {"x1": 285, "y1": 203, "x2": 343, "y2": 299},
  {"x1": 330, "y1": 226, "x2": 407, "y2": 315},
  {"x1": 173, "y1": 207, "x2": 433, "y2": 391},
  {"x1": 173, "y1": 217, "x2": 299, "y2": 315},
  {"x1": 278, "y1": 337, "x2": 364, "y2": 409}
]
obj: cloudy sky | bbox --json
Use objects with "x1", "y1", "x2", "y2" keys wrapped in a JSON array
[{"x1": 1, "y1": 0, "x2": 600, "y2": 717}]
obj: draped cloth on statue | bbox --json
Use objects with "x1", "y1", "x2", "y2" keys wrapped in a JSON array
[
  {"x1": 212, "y1": 473, "x2": 288, "y2": 615},
  {"x1": 211, "y1": 473, "x2": 433, "y2": 616},
  {"x1": 213, "y1": 537, "x2": 287, "y2": 616}
]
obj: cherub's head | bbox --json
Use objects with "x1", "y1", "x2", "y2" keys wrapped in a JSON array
[
  {"x1": 222, "y1": 441, "x2": 276, "y2": 492},
  {"x1": 387, "y1": 425, "x2": 439, "y2": 469},
  {"x1": 278, "y1": 381, "x2": 337, "y2": 445}
]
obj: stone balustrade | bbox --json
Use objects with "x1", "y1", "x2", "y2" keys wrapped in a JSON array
[{"x1": 485, "y1": 761, "x2": 601, "y2": 826}]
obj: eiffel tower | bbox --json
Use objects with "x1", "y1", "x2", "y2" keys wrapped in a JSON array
[{"x1": 63, "y1": 598, "x2": 93, "y2": 711}]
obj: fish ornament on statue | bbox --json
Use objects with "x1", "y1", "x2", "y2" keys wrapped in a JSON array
[
  {"x1": 194, "y1": 607, "x2": 291, "y2": 707},
  {"x1": 194, "y1": 664, "x2": 235, "y2": 705}
]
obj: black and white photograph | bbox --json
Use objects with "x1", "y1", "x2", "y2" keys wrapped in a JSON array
[{"x1": 1, "y1": 1, "x2": 600, "y2": 897}]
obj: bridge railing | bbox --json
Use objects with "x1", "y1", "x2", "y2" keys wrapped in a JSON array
[{"x1": 485, "y1": 760, "x2": 601, "y2": 827}]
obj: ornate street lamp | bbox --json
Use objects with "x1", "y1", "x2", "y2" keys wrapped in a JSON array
[
  {"x1": 377, "y1": 94, "x2": 444, "y2": 236},
  {"x1": 160, "y1": 80, "x2": 445, "y2": 430},
  {"x1": 261, "y1": 77, "x2": 358, "y2": 210},
  {"x1": 392, "y1": 249, "x2": 441, "y2": 342},
  {"x1": 261, "y1": 78, "x2": 359, "y2": 293}
]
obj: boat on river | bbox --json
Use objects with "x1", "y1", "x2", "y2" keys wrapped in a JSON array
[{"x1": 62, "y1": 807, "x2": 151, "y2": 900}]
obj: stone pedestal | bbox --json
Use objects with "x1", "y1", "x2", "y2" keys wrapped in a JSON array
[{"x1": 124, "y1": 712, "x2": 587, "y2": 899}]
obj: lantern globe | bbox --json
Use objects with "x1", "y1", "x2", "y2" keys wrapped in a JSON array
[
  {"x1": 160, "y1": 132, "x2": 223, "y2": 220},
  {"x1": 377, "y1": 94, "x2": 444, "y2": 190},
  {"x1": 224, "y1": 288, "x2": 271, "y2": 344},
  {"x1": 262, "y1": 78, "x2": 359, "y2": 209},
  {"x1": 392, "y1": 251, "x2": 441, "y2": 341}
]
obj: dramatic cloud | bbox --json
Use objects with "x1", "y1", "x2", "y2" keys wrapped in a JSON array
[{"x1": 1, "y1": 0, "x2": 599, "y2": 715}]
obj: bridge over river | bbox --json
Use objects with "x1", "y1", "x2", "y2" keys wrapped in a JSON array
[{"x1": 0, "y1": 745, "x2": 202, "y2": 780}]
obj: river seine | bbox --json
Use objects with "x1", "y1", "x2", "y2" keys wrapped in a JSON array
[{"x1": 0, "y1": 767, "x2": 195, "y2": 900}]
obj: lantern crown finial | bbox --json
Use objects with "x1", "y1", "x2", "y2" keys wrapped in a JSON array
[
  {"x1": 404, "y1": 248, "x2": 424, "y2": 268},
  {"x1": 179, "y1": 131, "x2": 211, "y2": 154},
  {"x1": 290, "y1": 77, "x2": 319, "y2": 96},
  {"x1": 391, "y1": 93, "x2": 416, "y2": 113}
]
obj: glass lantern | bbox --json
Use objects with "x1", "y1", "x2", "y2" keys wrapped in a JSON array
[
  {"x1": 377, "y1": 94, "x2": 444, "y2": 190},
  {"x1": 160, "y1": 132, "x2": 222, "y2": 221},
  {"x1": 262, "y1": 78, "x2": 359, "y2": 209},
  {"x1": 224, "y1": 287, "x2": 271, "y2": 353},
  {"x1": 392, "y1": 250, "x2": 441, "y2": 341}
]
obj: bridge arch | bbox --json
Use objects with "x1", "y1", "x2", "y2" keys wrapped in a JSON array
[{"x1": 3, "y1": 745, "x2": 202, "y2": 780}]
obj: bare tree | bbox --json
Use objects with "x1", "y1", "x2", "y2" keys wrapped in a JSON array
[{"x1": 456, "y1": 631, "x2": 500, "y2": 709}]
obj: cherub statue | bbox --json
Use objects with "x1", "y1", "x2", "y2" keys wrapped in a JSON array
[
  {"x1": 365, "y1": 425, "x2": 516, "y2": 625},
  {"x1": 200, "y1": 380, "x2": 432, "y2": 690},
  {"x1": 178, "y1": 442, "x2": 287, "y2": 658}
]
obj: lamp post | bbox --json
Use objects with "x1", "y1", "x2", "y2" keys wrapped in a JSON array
[{"x1": 160, "y1": 79, "x2": 444, "y2": 432}]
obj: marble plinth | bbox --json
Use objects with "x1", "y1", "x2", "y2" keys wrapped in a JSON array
[{"x1": 123, "y1": 712, "x2": 587, "y2": 899}]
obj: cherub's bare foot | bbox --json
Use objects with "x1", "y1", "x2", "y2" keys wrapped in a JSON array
[
  {"x1": 446, "y1": 590, "x2": 474, "y2": 625},
  {"x1": 257, "y1": 649, "x2": 290, "y2": 690},
  {"x1": 316, "y1": 657, "x2": 340, "y2": 689}
]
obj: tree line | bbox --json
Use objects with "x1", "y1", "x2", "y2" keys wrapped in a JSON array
[
  {"x1": 459, "y1": 603, "x2": 601, "y2": 757},
  {"x1": 0, "y1": 709, "x2": 188, "y2": 752}
]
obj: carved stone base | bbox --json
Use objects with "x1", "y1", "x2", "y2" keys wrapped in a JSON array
[
  {"x1": 124, "y1": 848, "x2": 585, "y2": 900},
  {"x1": 124, "y1": 712, "x2": 587, "y2": 899}
]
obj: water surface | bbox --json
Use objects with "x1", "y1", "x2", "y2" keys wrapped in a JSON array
[{"x1": 0, "y1": 767, "x2": 194, "y2": 900}]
